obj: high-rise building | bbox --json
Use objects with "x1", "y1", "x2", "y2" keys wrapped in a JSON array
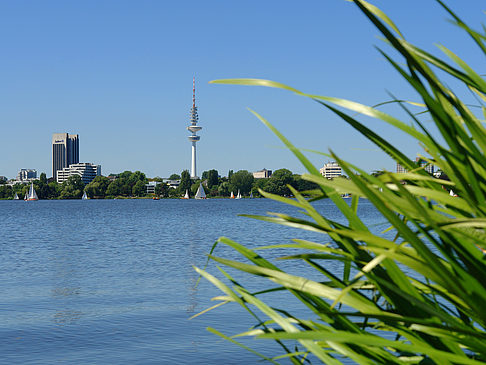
[
  {"x1": 320, "y1": 162, "x2": 342, "y2": 179},
  {"x1": 187, "y1": 77, "x2": 202, "y2": 179},
  {"x1": 57, "y1": 163, "x2": 101, "y2": 184},
  {"x1": 52, "y1": 133, "x2": 79, "y2": 180}
]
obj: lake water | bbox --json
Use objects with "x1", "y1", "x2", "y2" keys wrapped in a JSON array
[{"x1": 0, "y1": 198, "x2": 385, "y2": 364}]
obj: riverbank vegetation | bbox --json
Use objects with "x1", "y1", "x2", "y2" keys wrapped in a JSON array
[
  {"x1": 195, "y1": 0, "x2": 486, "y2": 363},
  {"x1": 0, "y1": 167, "x2": 320, "y2": 199}
]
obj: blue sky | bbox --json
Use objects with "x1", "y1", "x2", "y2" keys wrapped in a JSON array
[{"x1": 1, "y1": 0, "x2": 485, "y2": 179}]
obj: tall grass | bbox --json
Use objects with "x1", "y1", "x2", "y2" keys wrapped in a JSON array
[{"x1": 194, "y1": 0, "x2": 486, "y2": 363}]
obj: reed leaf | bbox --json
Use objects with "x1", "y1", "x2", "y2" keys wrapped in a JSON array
[{"x1": 198, "y1": 0, "x2": 486, "y2": 363}]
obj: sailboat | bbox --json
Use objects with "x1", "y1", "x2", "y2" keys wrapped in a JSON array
[
  {"x1": 236, "y1": 189, "x2": 242, "y2": 199},
  {"x1": 195, "y1": 183, "x2": 206, "y2": 199},
  {"x1": 182, "y1": 189, "x2": 190, "y2": 199},
  {"x1": 13, "y1": 192, "x2": 19, "y2": 200},
  {"x1": 249, "y1": 191, "x2": 253, "y2": 199},
  {"x1": 25, "y1": 182, "x2": 38, "y2": 201},
  {"x1": 82, "y1": 191, "x2": 88, "y2": 200},
  {"x1": 230, "y1": 191, "x2": 235, "y2": 199}
]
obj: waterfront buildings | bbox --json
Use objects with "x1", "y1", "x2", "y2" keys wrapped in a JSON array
[
  {"x1": 145, "y1": 181, "x2": 161, "y2": 194},
  {"x1": 187, "y1": 77, "x2": 202, "y2": 179},
  {"x1": 396, "y1": 162, "x2": 407, "y2": 174},
  {"x1": 397, "y1": 158, "x2": 434, "y2": 174},
  {"x1": 253, "y1": 168, "x2": 272, "y2": 179},
  {"x1": 320, "y1": 162, "x2": 342, "y2": 179},
  {"x1": 416, "y1": 157, "x2": 434, "y2": 174},
  {"x1": 57, "y1": 163, "x2": 101, "y2": 184},
  {"x1": 52, "y1": 133, "x2": 79, "y2": 180},
  {"x1": 16, "y1": 169, "x2": 37, "y2": 182}
]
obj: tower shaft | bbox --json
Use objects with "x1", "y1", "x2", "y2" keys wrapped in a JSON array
[{"x1": 191, "y1": 142, "x2": 197, "y2": 179}]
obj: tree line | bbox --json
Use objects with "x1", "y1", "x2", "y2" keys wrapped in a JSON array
[{"x1": 0, "y1": 168, "x2": 322, "y2": 199}]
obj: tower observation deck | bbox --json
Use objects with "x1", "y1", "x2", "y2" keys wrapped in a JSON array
[{"x1": 187, "y1": 77, "x2": 202, "y2": 179}]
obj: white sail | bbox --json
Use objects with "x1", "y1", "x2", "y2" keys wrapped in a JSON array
[
  {"x1": 249, "y1": 191, "x2": 253, "y2": 199},
  {"x1": 230, "y1": 191, "x2": 234, "y2": 199},
  {"x1": 26, "y1": 182, "x2": 38, "y2": 201},
  {"x1": 14, "y1": 193, "x2": 19, "y2": 200},
  {"x1": 183, "y1": 190, "x2": 190, "y2": 199},
  {"x1": 82, "y1": 191, "x2": 88, "y2": 200},
  {"x1": 195, "y1": 183, "x2": 206, "y2": 199},
  {"x1": 236, "y1": 189, "x2": 242, "y2": 199}
]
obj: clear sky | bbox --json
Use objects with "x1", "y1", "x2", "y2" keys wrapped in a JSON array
[{"x1": 1, "y1": 0, "x2": 485, "y2": 179}]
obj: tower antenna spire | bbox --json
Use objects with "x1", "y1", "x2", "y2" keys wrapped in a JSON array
[
  {"x1": 192, "y1": 76, "x2": 196, "y2": 109},
  {"x1": 187, "y1": 76, "x2": 202, "y2": 179}
]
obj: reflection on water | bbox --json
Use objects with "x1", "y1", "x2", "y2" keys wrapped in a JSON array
[{"x1": 0, "y1": 199, "x2": 382, "y2": 364}]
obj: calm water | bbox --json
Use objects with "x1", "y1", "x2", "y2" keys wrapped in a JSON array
[{"x1": 0, "y1": 198, "x2": 384, "y2": 364}]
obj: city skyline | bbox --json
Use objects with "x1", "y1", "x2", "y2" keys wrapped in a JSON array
[{"x1": 0, "y1": 1, "x2": 484, "y2": 179}]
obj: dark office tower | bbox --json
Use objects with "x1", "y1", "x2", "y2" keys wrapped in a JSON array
[{"x1": 52, "y1": 133, "x2": 79, "y2": 180}]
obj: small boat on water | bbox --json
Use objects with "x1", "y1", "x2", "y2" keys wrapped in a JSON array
[
  {"x1": 450, "y1": 189, "x2": 458, "y2": 197},
  {"x1": 230, "y1": 191, "x2": 235, "y2": 199},
  {"x1": 82, "y1": 191, "x2": 88, "y2": 200},
  {"x1": 195, "y1": 183, "x2": 206, "y2": 199},
  {"x1": 25, "y1": 182, "x2": 38, "y2": 201},
  {"x1": 182, "y1": 190, "x2": 190, "y2": 199},
  {"x1": 153, "y1": 195, "x2": 160, "y2": 200},
  {"x1": 249, "y1": 191, "x2": 253, "y2": 199},
  {"x1": 235, "y1": 189, "x2": 242, "y2": 199},
  {"x1": 13, "y1": 192, "x2": 19, "y2": 200}
]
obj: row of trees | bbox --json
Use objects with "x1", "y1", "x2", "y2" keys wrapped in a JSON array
[
  {"x1": 0, "y1": 171, "x2": 149, "y2": 199},
  {"x1": 0, "y1": 173, "x2": 85, "y2": 200},
  {"x1": 170, "y1": 168, "x2": 320, "y2": 199},
  {"x1": 0, "y1": 168, "x2": 322, "y2": 199}
]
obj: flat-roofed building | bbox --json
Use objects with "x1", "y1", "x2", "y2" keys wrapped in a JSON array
[
  {"x1": 163, "y1": 179, "x2": 180, "y2": 189},
  {"x1": 396, "y1": 162, "x2": 407, "y2": 173},
  {"x1": 253, "y1": 168, "x2": 272, "y2": 179},
  {"x1": 146, "y1": 181, "x2": 161, "y2": 194},
  {"x1": 320, "y1": 162, "x2": 342, "y2": 179},
  {"x1": 52, "y1": 133, "x2": 79, "y2": 181},
  {"x1": 16, "y1": 169, "x2": 37, "y2": 182},
  {"x1": 416, "y1": 157, "x2": 434, "y2": 174},
  {"x1": 57, "y1": 163, "x2": 101, "y2": 184}
]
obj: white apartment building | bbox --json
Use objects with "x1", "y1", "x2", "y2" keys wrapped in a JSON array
[
  {"x1": 57, "y1": 163, "x2": 101, "y2": 184},
  {"x1": 319, "y1": 162, "x2": 342, "y2": 179}
]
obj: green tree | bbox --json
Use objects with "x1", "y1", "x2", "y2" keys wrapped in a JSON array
[
  {"x1": 229, "y1": 170, "x2": 254, "y2": 195},
  {"x1": 263, "y1": 168, "x2": 294, "y2": 196},
  {"x1": 0, "y1": 184, "x2": 12, "y2": 199},
  {"x1": 293, "y1": 174, "x2": 319, "y2": 194},
  {"x1": 85, "y1": 176, "x2": 111, "y2": 198},
  {"x1": 154, "y1": 182, "x2": 169, "y2": 197},
  {"x1": 217, "y1": 181, "x2": 230, "y2": 197},
  {"x1": 207, "y1": 169, "x2": 219, "y2": 189},
  {"x1": 106, "y1": 179, "x2": 122, "y2": 197},
  {"x1": 60, "y1": 175, "x2": 84, "y2": 199},
  {"x1": 168, "y1": 173, "x2": 180, "y2": 180},
  {"x1": 34, "y1": 173, "x2": 49, "y2": 199},
  {"x1": 178, "y1": 170, "x2": 191, "y2": 196},
  {"x1": 48, "y1": 181, "x2": 61, "y2": 199},
  {"x1": 132, "y1": 180, "x2": 146, "y2": 197}
]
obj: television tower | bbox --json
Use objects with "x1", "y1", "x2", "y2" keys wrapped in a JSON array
[{"x1": 187, "y1": 77, "x2": 202, "y2": 179}]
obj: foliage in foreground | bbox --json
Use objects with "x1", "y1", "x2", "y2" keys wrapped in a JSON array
[{"x1": 195, "y1": 0, "x2": 486, "y2": 363}]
